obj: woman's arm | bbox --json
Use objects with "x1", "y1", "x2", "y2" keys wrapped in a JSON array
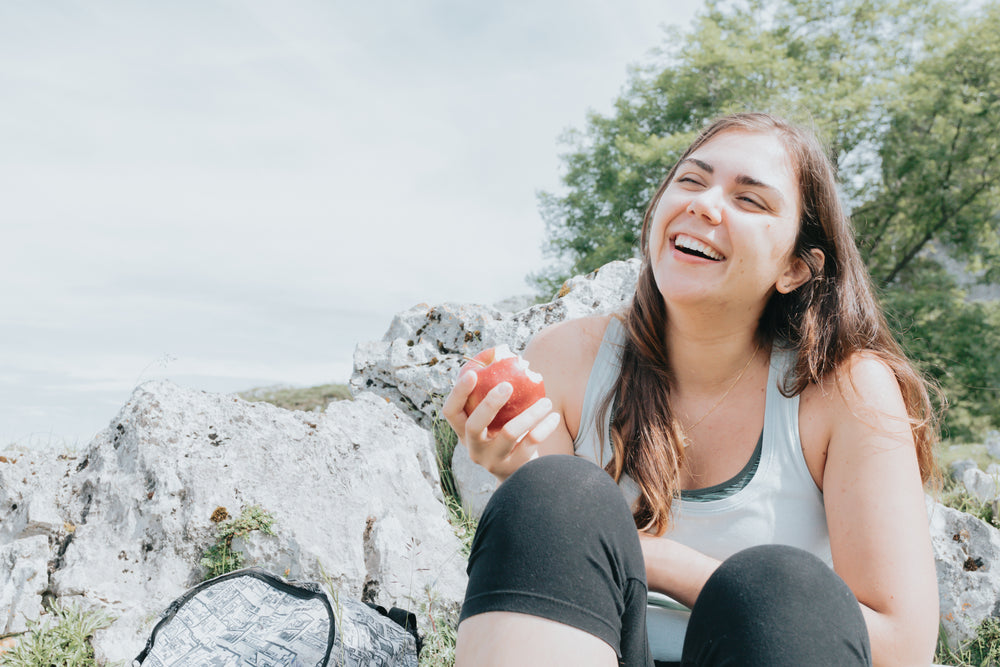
[
  {"x1": 639, "y1": 535, "x2": 720, "y2": 609},
  {"x1": 813, "y1": 353, "x2": 939, "y2": 667},
  {"x1": 441, "y1": 316, "x2": 608, "y2": 482}
]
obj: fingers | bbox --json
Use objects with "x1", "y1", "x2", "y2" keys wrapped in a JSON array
[
  {"x1": 442, "y1": 369, "x2": 560, "y2": 478},
  {"x1": 498, "y1": 397, "x2": 556, "y2": 442},
  {"x1": 464, "y1": 382, "x2": 514, "y2": 436},
  {"x1": 441, "y1": 369, "x2": 477, "y2": 433}
]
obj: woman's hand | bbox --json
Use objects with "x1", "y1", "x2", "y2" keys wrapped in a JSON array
[{"x1": 442, "y1": 367, "x2": 561, "y2": 482}]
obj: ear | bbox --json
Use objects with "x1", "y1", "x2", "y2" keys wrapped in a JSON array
[{"x1": 776, "y1": 248, "x2": 824, "y2": 294}]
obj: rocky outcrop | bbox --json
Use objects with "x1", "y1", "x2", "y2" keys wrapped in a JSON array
[{"x1": 0, "y1": 384, "x2": 466, "y2": 665}]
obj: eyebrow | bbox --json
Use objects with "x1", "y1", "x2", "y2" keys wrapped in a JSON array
[{"x1": 678, "y1": 157, "x2": 786, "y2": 207}]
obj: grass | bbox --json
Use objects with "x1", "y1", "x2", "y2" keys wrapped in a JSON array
[
  {"x1": 0, "y1": 600, "x2": 113, "y2": 667},
  {"x1": 238, "y1": 383, "x2": 352, "y2": 412},
  {"x1": 416, "y1": 406, "x2": 478, "y2": 666},
  {"x1": 937, "y1": 441, "x2": 995, "y2": 474},
  {"x1": 936, "y1": 617, "x2": 1000, "y2": 667}
]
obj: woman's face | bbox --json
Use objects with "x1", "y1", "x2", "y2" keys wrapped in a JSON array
[{"x1": 647, "y1": 129, "x2": 807, "y2": 316}]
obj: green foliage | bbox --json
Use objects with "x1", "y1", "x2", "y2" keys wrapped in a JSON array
[
  {"x1": 200, "y1": 504, "x2": 276, "y2": 580},
  {"x1": 883, "y1": 260, "x2": 1000, "y2": 440},
  {"x1": 1, "y1": 600, "x2": 113, "y2": 667},
  {"x1": 936, "y1": 617, "x2": 1000, "y2": 667},
  {"x1": 533, "y1": 0, "x2": 1000, "y2": 434}
]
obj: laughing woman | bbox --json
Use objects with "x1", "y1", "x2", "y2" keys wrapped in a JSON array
[{"x1": 443, "y1": 113, "x2": 939, "y2": 667}]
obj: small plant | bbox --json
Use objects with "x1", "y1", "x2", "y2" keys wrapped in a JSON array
[
  {"x1": 936, "y1": 616, "x2": 1000, "y2": 666},
  {"x1": 417, "y1": 600, "x2": 459, "y2": 667},
  {"x1": 200, "y1": 504, "x2": 276, "y2": 579},
  {"x1": 1, "y1": 600, "x2": 113, "y2": 667}
]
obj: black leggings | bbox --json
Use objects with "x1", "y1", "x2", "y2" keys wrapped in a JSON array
[{"x1": 459, "y1": 455, "x2": 872, "y2": 667}]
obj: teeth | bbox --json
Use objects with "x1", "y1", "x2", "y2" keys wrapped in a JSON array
[{"x1": 675, "y1": 234, "x2": 724, "y2": 260}]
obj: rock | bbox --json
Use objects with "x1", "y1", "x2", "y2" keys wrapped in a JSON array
[
  {"x1": 959, "y1": 467, "x2": 1000, "y2": 504},
  {"x1": 927, "y1": 497, "x2": 1000, "y2": 649},
  {"x1": 452, "y1": 445, "x2": 497, "y2": 518},
  {"x1": 948, "y1": 458, "x2": 979, "y2": 481},
  {"x1": 985, "y1": 430, "x2": 1000, "y2": 460},
  {"x1": 351, "y1": 259, "x2": 641, "y2": 516},
  {"x1": 0, "y1": 535, "x2": 49, "y2": 634},
  {"x1": 14, "y1": 381, "x2": 469, "y2": 665}
]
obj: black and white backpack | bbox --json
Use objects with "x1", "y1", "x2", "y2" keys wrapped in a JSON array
[{"x1": 133, "y1": 568, "x2": 419, "y2": 667}]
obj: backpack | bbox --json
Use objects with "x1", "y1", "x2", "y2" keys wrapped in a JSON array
[{"x1": 133, "y1": 568, "x2": 418, "y2": 667}]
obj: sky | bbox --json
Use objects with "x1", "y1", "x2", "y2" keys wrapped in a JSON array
[{"x1": 0, "y1": 0, "x2": 702, "y2": 449}]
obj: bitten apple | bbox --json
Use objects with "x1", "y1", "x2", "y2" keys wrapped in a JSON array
[{"x1": 460, "y1": 344, "x2": 546, "y2": 432}]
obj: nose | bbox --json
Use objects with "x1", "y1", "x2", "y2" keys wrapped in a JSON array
[{"x1": 687, "y1": 186, "x2": 723, "y2": 225}]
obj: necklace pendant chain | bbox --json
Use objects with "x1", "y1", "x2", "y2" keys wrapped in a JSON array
[{"x1": 681, "y1": 343, "x2": 760, "y2": 447}]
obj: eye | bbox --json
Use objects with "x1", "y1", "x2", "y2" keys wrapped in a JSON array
[
  {"x1": 738, "y1": 195, "x2": 766, "y2": 210},
  {"x1": 676, "y1": 175, "x2": 703, "y2": 186}
]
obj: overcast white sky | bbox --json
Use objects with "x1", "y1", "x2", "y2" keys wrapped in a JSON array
[{"x1": 1, "y1": 0, "x2": 701, "y2": 449}]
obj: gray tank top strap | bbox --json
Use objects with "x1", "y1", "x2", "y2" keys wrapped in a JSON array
[{"x1": 574, "y1": 317, "x2": 626, "y2": 468}]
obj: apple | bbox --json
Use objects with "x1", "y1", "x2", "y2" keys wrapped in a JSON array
[{"x1": 460, "y1": 344, "x2": 546, "y2": 432}]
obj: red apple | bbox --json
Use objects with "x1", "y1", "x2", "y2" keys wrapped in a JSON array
[{"x1": 460, "y1": 344, "x2": 546, "y2": 432}]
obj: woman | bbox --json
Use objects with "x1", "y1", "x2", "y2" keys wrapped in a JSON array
[{"x1": 443, "y1": 113, "x2": 940, "y2": 666}]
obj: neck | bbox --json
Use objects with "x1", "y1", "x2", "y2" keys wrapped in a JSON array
[{"x1": 665, "y1": 313, "x2": 765, "y2": 395}]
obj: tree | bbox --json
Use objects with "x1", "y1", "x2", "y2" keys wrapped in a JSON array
[{"x1": 533, "y1": 0, "x2": 1000, "y2": 438}]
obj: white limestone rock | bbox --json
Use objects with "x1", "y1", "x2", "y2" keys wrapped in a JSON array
[
  {"x1": 927, "y1": 497, "x2": 1000, "y2": 649},
  {"x1": 44, "y1": 382, "x2": 466, "y2": 665},
  {"x1": 451, "y1": 444, "x2": 498, "y2": 518},
  {"x1": 959, "y1": 467, "x2": 1000, "y2": 504},
  {"x1": 0, "y1": 535, "x2": 49, "y2": 634},
  {"x1": 985, "y1": 430, "x2": 1000, "y2": 460},
  {"x1": 948, "y1": 458, "x2": 979, "y2": 482}
]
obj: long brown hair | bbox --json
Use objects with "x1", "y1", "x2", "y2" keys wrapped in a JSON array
[{"x1": 601, "y1": 112, "x2": 939, "y2": 535}]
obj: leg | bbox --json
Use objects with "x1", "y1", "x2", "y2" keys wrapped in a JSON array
[
  {"x1": 456, "y1": 455, "x2": 652, "y2": 667},
  {"x1": 681, "y1": 544, "x2": 872, "y2": 667}
]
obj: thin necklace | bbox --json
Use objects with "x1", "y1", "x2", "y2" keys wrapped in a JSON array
[{"x1": 682, "y1": 343, "x2": 760, "y2": 447}]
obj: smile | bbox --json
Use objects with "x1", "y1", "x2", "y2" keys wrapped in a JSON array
[{"x1": 672, "y1": 233, "x2": 726, "y2": 261}]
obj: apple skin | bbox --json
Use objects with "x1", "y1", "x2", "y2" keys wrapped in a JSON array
[{"x1": 460, "y1": 345, "x2": 546, "y2": 432}]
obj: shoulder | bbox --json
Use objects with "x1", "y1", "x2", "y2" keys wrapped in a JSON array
[
  {"x1": 523, "y1": 314, "x2": 617, "y2": 437},
  {"x1": 523, "y1": 314, "x2": 615, "y2": 364},
  {"x1": 799, "y1": 350, "x2": 910, "y2": 486},
  {"x1": 803, "y1": 350, "x2": 906, "y2": 426}
]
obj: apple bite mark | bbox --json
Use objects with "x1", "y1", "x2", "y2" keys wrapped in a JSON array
[
  {"x1": 460, "y1": 344, "x2": 546, "y2": 433},
  {"x1": 672, "y1": 233, "x2": 725, "y2": 261}
]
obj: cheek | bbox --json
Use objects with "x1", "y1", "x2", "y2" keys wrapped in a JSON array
[{"x1": 646, "y1": 202, "x2": 670, "y2": 255}]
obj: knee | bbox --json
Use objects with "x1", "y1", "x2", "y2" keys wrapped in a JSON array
[
  {"x1": 685, "y1": 545, "x2": 870, "y2": 665},
  {"x1": 467, "y1": 455, "x2": 641, "y2": 581},
  {"x1": 482, "y1": 455, "x2": 627, "y2": 528},
  {"x1": 697, "y1": 545, "x2": 850, "y2": 617}
]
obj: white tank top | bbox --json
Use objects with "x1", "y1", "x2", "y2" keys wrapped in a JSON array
[{"x1": 573, "y1": 317, "x2": 831, "y2": 662}]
